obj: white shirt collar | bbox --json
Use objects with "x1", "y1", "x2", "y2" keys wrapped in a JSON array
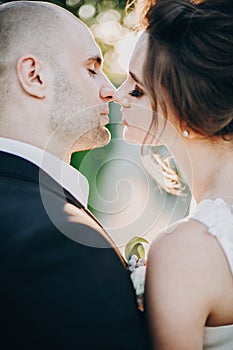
[{"x1": 0, "y1": 138, "x2": 89, "y2": 208}]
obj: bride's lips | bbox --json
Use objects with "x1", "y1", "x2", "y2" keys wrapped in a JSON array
[
  {"x1": 120, "y1": 108, "x2": 129, "y2": 126},
  {"x1": 122, "y1": 118, "x2": 129, "y2": 126}
]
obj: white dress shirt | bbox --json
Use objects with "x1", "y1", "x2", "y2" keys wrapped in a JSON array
[{"x1": 0, "y1": 138, "x2": 89, "y2": 208}]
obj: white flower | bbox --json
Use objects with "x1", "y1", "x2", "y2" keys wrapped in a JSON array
[{"x1": 130, "y1": 265, "x2": 146, "y2": 296}]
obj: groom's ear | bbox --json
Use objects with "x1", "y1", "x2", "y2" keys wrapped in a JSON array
[{"x1": 16, "y1": 54, "x2": 47, "y2": 99}]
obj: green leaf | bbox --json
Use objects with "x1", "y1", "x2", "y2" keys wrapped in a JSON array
[{"x1": 125, "y1": 236, "x2": 149, "y2": 262}]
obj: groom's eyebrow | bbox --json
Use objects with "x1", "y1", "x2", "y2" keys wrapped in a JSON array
[
  {"x1": 129, "y1": 71, "x2": 144, "y2": 86},
  {"x1": 86, "y1": 55, "x2": 102, "y2": 67}
]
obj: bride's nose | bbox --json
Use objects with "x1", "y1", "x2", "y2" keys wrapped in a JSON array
[{"x1": 113, "y1": 87, "x2": 130, "y2": 108}]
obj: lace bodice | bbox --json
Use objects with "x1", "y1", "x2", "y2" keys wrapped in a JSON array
[{"x1": 190, "y1": 198, "x2": 233, "y2": 350}]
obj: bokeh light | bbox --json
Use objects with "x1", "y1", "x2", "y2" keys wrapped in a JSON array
[
  {"x1": 66, "y1": 0, "x2": 82, "y2": 7},
  {"x1": 98, "y1": 22, "x2": 121, "y2": 45},
  {"x1": 97, "y1": 9, "x2": 121, "y2": 22},
  {"x1": 123, "y1": 10, "x2": 139, "y2": 29},
  {"x1": 78, "y1": 4, "x2": 96, "y2": 19}
]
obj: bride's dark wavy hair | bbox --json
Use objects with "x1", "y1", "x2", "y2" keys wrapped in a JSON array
[{"x1": 142, "y1": 0, "x2": 233, "y2": 139}]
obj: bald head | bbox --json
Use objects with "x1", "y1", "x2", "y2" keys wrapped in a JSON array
[{"x1": 0, "y1": 1, "x2": 84, "y2": 71}]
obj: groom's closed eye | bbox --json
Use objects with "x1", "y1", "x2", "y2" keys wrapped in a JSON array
[
  {"x1": 84, "y1": 55, "x2": 102, "y2": 77},
  {"x1": 88, "y1": 68, "x2": 97, "y2": 77}
]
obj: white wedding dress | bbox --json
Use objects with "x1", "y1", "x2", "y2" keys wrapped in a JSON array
[{"x1": 190, "y1": 198, "x2": 233, "y2": 349}]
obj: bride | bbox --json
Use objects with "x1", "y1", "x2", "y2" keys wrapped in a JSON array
[{"x1": 114, "y1": 0, "x2": 233, "y2": 349}]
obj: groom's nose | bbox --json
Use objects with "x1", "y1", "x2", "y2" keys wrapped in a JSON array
[{"x1": 100, "y1": 78, "x2": 116, "y2": 102}]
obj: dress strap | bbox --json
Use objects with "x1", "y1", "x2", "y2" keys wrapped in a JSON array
[{"x1": 190, "y1": 198, "x2": 233, "y2": 275}]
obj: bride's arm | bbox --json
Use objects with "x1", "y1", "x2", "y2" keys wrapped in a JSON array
[{"x1": 145, "y1": 220, "x2": 218, "y2": 350}]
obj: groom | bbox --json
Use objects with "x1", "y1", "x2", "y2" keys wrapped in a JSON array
[{"x1": 0, "y1": 2, "x2": 149, "y2": 349}]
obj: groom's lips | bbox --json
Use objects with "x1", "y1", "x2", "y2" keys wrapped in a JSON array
[{"x1": 99, "y1": 111, "x2": 109, "y2": 126}]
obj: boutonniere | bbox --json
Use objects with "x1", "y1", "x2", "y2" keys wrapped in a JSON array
[{"x1": 125, "y1": 236, "x2": 149, "y2": 311}]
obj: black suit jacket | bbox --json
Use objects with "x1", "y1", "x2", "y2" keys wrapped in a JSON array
[{"x1": 0, "y1": 151, "x2": 149, "y2": 350}]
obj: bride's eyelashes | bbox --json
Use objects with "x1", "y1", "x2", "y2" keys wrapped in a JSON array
[{"x1": 129, "y1": 84, "x2": 144, "y2": 98}]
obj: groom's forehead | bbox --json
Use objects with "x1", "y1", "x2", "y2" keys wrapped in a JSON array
[{"x1": 69, "y1": 22, "x2": 103, "y2": 64}]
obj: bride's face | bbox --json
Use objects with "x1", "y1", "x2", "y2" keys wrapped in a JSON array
[
  {"x1": 114, "y1": 33, "x2": 153, "y2": 144},
  {"x1": 114, "y1": 34, "x2": 187, "y2": 155}
]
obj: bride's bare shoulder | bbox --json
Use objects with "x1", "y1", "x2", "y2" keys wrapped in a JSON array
[
  {"x1": 148, "y1": 218, "x2": 221, "y2": 271},
  {"x1": 151, "y1": 217, "x2": 209, "y2": 244}
]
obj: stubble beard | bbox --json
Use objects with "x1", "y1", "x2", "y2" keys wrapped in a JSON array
[
  {"x1": 73, "y1": 126, "x2": 111, "y2": 152},
  {"x1": 48, "y1": 69, "x2": 111, "y2": 157}
]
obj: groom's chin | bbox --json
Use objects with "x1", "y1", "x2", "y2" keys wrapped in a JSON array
[{"x1": 72, "y1": 127, "x2": 111, "y2": 152}]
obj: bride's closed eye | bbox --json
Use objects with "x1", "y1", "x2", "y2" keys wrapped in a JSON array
[{"x1": 129, "y1": 84, "x2": 144, "y2": 98}]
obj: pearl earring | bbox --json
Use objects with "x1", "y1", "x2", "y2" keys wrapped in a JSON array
[{"x1": 182, "y1": 130, "x2": 189, "y2": 138}]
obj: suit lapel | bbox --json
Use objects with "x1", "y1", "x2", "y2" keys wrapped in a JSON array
[{"x1": 64, "y1": 190, "x2": 126, "y2": 266}]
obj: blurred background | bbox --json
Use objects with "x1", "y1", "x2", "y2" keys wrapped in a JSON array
[{"x1": 1, "y1": 0, "x2": 191, "y2": 252}]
